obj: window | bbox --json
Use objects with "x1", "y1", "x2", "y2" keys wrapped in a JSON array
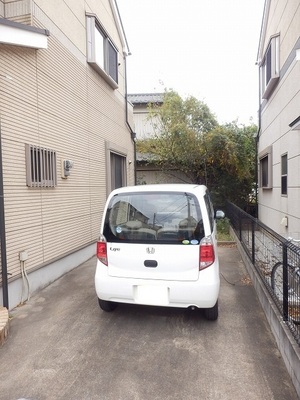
[
  {"x1": 204, "y1": 192, "x2": 214, "y2": 232},
  {"x1": 259, "y1": 146, "x2": 272, "y2": 189},
  {"x1": 26, "y1": 144, "x2": 57, "y2": 187},
  {"x1": 260, "y1": 35, "x2": 280, "y2": 99},
  {"x1": 86, "y1": 14, "x2": 118, "y2": 88},
  {"x1": 106, "y1": 141, "x2": 127, "y2": 193},
  {"x1": 281, "y1": 154, "x2": 287, "y2": 195},
  {"x1": 261, "y1": 156, "x2": 269, "y2": 187},
  {"x1": 103, "y1": 192, "x2": 203, "y2": 244},
  {"x1": 110, "y1": 152, "x2": 126, "y2": 190}
]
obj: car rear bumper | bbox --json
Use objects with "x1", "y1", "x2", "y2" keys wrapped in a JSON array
[{"x1": 95, "y1": 261, "x2": 220, "y2": 309}]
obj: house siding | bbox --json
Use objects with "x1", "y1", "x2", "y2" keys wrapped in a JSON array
[
  {"x1": 132, "y1": 105, "x2": 159, "y2": 140},
  {"x1": 258, "y1": 0, "x2": 300, "y2": 237},
  {"x1": 137, "y1": 165, "x2": 192, "y2": 186},
  {"x1": 0, "y1": 0, "x2": 134, "y2": 308}
]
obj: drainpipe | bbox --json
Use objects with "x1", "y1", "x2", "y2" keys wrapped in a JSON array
[
  {"x1": 0, "y1": 119, "x2": 9, "y2": 309},
  {"x1": 255, "y1": 64, "x2": 262, "y2": 220},
  {"x1": 114, "y1": 0, "x2": 136, "y2": 184},
  {"x1": 255, "y1": 108, "x2": 260, "y2": 220},
  {"x1": 124, "y1": 55, "x2": 137, "y2": 185}
]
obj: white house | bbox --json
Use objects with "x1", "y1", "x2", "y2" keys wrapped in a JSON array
[
  {"x1": 257, "y1": 0, "x2": 300, "y2": 239},
  {"x1": 0, "y1": 0, "x2": 135, "y2": 309}
]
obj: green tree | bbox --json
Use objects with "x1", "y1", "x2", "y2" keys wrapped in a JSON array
[
  {"x1": 139, "y1": 90, "x2": 218, "y2": 183},
  {"x1": 137, "y1": 90, "x2": 257, "y2": 208},
  {"x1": 204, "y1": 123, "x2": 257, "y2": 207}
]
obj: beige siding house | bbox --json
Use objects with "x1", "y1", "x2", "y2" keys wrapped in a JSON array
[
  {"x1": 257, "y1": 0, "x2": 300, "y2": 238},
  {"x1": 0, "y1": 0, "x2": 135, "y2": 309},
  {"x1": 128, "y1": 93, "x2": 192, "y2": 185}
]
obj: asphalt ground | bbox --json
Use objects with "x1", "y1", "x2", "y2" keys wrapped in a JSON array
[{"x1": 0, "y1": 245, "x2": 298, "y2": 400}]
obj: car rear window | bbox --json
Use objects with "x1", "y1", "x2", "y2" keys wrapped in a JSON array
[{"x1": 103, "y1": 191, "x2": 204, "y2": 244}]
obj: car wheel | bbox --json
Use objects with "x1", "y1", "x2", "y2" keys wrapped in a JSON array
[
  {"x1": 98, "y1": 298, "x2": 117, "y2": 312},
  {"x1": 204, "y1": 300, "x2": 218, "y2": 321}
]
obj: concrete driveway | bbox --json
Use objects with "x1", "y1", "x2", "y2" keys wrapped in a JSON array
[{"x1": 0, "y1": 246, "x2": 298, "y2": 400}]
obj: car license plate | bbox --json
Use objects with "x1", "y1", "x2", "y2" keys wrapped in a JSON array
[{"x1": 134, "y1": 285, "x2": 169, "y2": 305}]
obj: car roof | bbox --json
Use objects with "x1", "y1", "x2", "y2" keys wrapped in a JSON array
[{"x1": 109, "y1": 184, "x2": 208, "y2": 196}]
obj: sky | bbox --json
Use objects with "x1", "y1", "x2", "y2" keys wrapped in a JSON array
[{"x1": 117, "y1": 0, "x2": 265, "y2": 125}]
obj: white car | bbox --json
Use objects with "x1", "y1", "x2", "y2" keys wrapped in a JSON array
[{"x1": 95, "y1": 184, "x2": 224, "y2": 320}]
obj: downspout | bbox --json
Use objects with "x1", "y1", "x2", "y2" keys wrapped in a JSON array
[
  {"x1": 113, "y1": 0, "x2": 136, "y2": 184},
  {"x1": 255, "y1": 65, "x2": 262, "y2": 220},
  {"x1": 255, "y1": 0, "x2": 268, "y2": 220},
  {"x1": 124, "y1": 55, "x2": 137, "y2": 185},
  {"x1": 255, "y1": 113, "x2": 261, "y2": 219},
  {"x1": 0, "y1": 120, "x2": 9, "y2": 309}
]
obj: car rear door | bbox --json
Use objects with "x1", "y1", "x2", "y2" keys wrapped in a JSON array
[{"x1": 103, "y1": 190, "x2": 205, "y2": 282}]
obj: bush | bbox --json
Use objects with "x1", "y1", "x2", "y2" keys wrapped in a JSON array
[{"x1": 216, "y1": 217, "x2": 232, "y2": 241}]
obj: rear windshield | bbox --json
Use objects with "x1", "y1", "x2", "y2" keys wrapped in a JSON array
[{"x1": 103, "y1": 191, "x2": 204, "y2": 244}]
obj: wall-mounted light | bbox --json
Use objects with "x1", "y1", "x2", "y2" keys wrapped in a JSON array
[{"x1": 61, "y1": 159, "x2": 74, "y2": 178}]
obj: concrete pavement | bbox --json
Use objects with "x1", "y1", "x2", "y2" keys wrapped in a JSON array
[
  {"x1": 0, "y1": 245, "x2": 298, "y2": 399},
  {"x1": 0, "y1": 306, "x2": 9, "y2": 346}
]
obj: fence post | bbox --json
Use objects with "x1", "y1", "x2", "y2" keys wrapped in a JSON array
[
  {"x1": 251, "y1": 219, "x2": 255, "y2": 264},
  {"x1": 282, "y1": 242, "x2": 289, "y2": 322}
]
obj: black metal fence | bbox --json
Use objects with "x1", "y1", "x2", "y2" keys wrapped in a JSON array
[{"x1": 226, "y1": 202, "x2": 300, "y2": 346}]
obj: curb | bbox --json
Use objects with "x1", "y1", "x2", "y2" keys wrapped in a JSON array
[
  {"x1": 0, "y1": 307, "x2": 9, "y2": 346},
  {"x1": 217, "y1": 241, "x2": 236, "y2": 247}
]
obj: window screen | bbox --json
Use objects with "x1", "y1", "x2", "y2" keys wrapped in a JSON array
[{"x1": 26, "y1": 144, "x2": 57, "y2": 188}]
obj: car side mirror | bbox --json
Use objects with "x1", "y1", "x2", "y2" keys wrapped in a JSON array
[{"x1": 215, "y1": 210, "x2": 225, "y2": 220}]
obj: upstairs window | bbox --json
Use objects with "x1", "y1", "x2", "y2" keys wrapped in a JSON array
[
  {"x1": 26, "y1": 144, "x2": 57, "y2": 188},
  {"x1": 281, "y1": 154, "x2": 287, "y2": 195},
  {"x1": 260, "y1": 35, "x2": 280, "y2": 99},
  {"x1": 86, "y1": 14, "x2": 118, "y2": 89}
]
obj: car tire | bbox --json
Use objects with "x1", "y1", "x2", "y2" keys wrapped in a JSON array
[
  {"x1": 98, "y1": 298, "x2": 117, "y2": 312},
  {"x1": 204, "y1": 300, "x2": 218, "y2": 321}
]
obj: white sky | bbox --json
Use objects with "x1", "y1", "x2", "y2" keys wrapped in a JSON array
[{"x1": 117, "y1": 0, "x2": 265, "y2": 125}]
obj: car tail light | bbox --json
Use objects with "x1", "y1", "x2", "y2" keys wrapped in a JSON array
[
  {"x1": 199, "y1": 236, "x2": 215, "y2": 270},
  {"x1": 97, "y1": 235, "x2": 108, "y2": 266}
]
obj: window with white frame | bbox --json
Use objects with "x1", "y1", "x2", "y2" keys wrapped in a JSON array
[
  {"x1": 86, "y1": 14, "x2": 118, "y2": 89},
  {"x1": 26, "y1": 144, "x2": 57, "y2": 187},
  {"x1": 259, "y1": 146, "x2": 272, "y2": 189},
  {"x1": 260, "y1": 35, "x2": 280, "y2": 99},
  {"x1": 281, "y1": 153, "x2": 287, "y2": 195}
]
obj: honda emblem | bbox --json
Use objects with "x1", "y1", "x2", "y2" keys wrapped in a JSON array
[{"x1": 146, "y1": 247, "x2": 155, "y2": 254}]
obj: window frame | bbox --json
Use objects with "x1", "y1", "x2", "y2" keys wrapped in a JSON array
[
  {"x1": 204, "y1": 192, "x2": 214, "y2": 232},
  {"x1": 110, "y1": 152, "x2": 126, "y2": 191},
  {"x1": 25, "y1": 144, "x2": 57, "y2": 188},
  {"x1": 86, "y1": 13, "x2": 119, "y2": 89},
  {"x1": 103, "y1": 191, "x2": 204, "y2": 244},
  {"x1": 281, "y1": 153, "x2": 288, "y2": 196},
  {"x1": 260, "y1": 35, "x2": 280, "y2": 99},
  {"x1": 259, "y1": 146, "x2": 273, "y2": 190},
  {"x1": 106, "y1": 141, "x2": 127, "y2": 193}
]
